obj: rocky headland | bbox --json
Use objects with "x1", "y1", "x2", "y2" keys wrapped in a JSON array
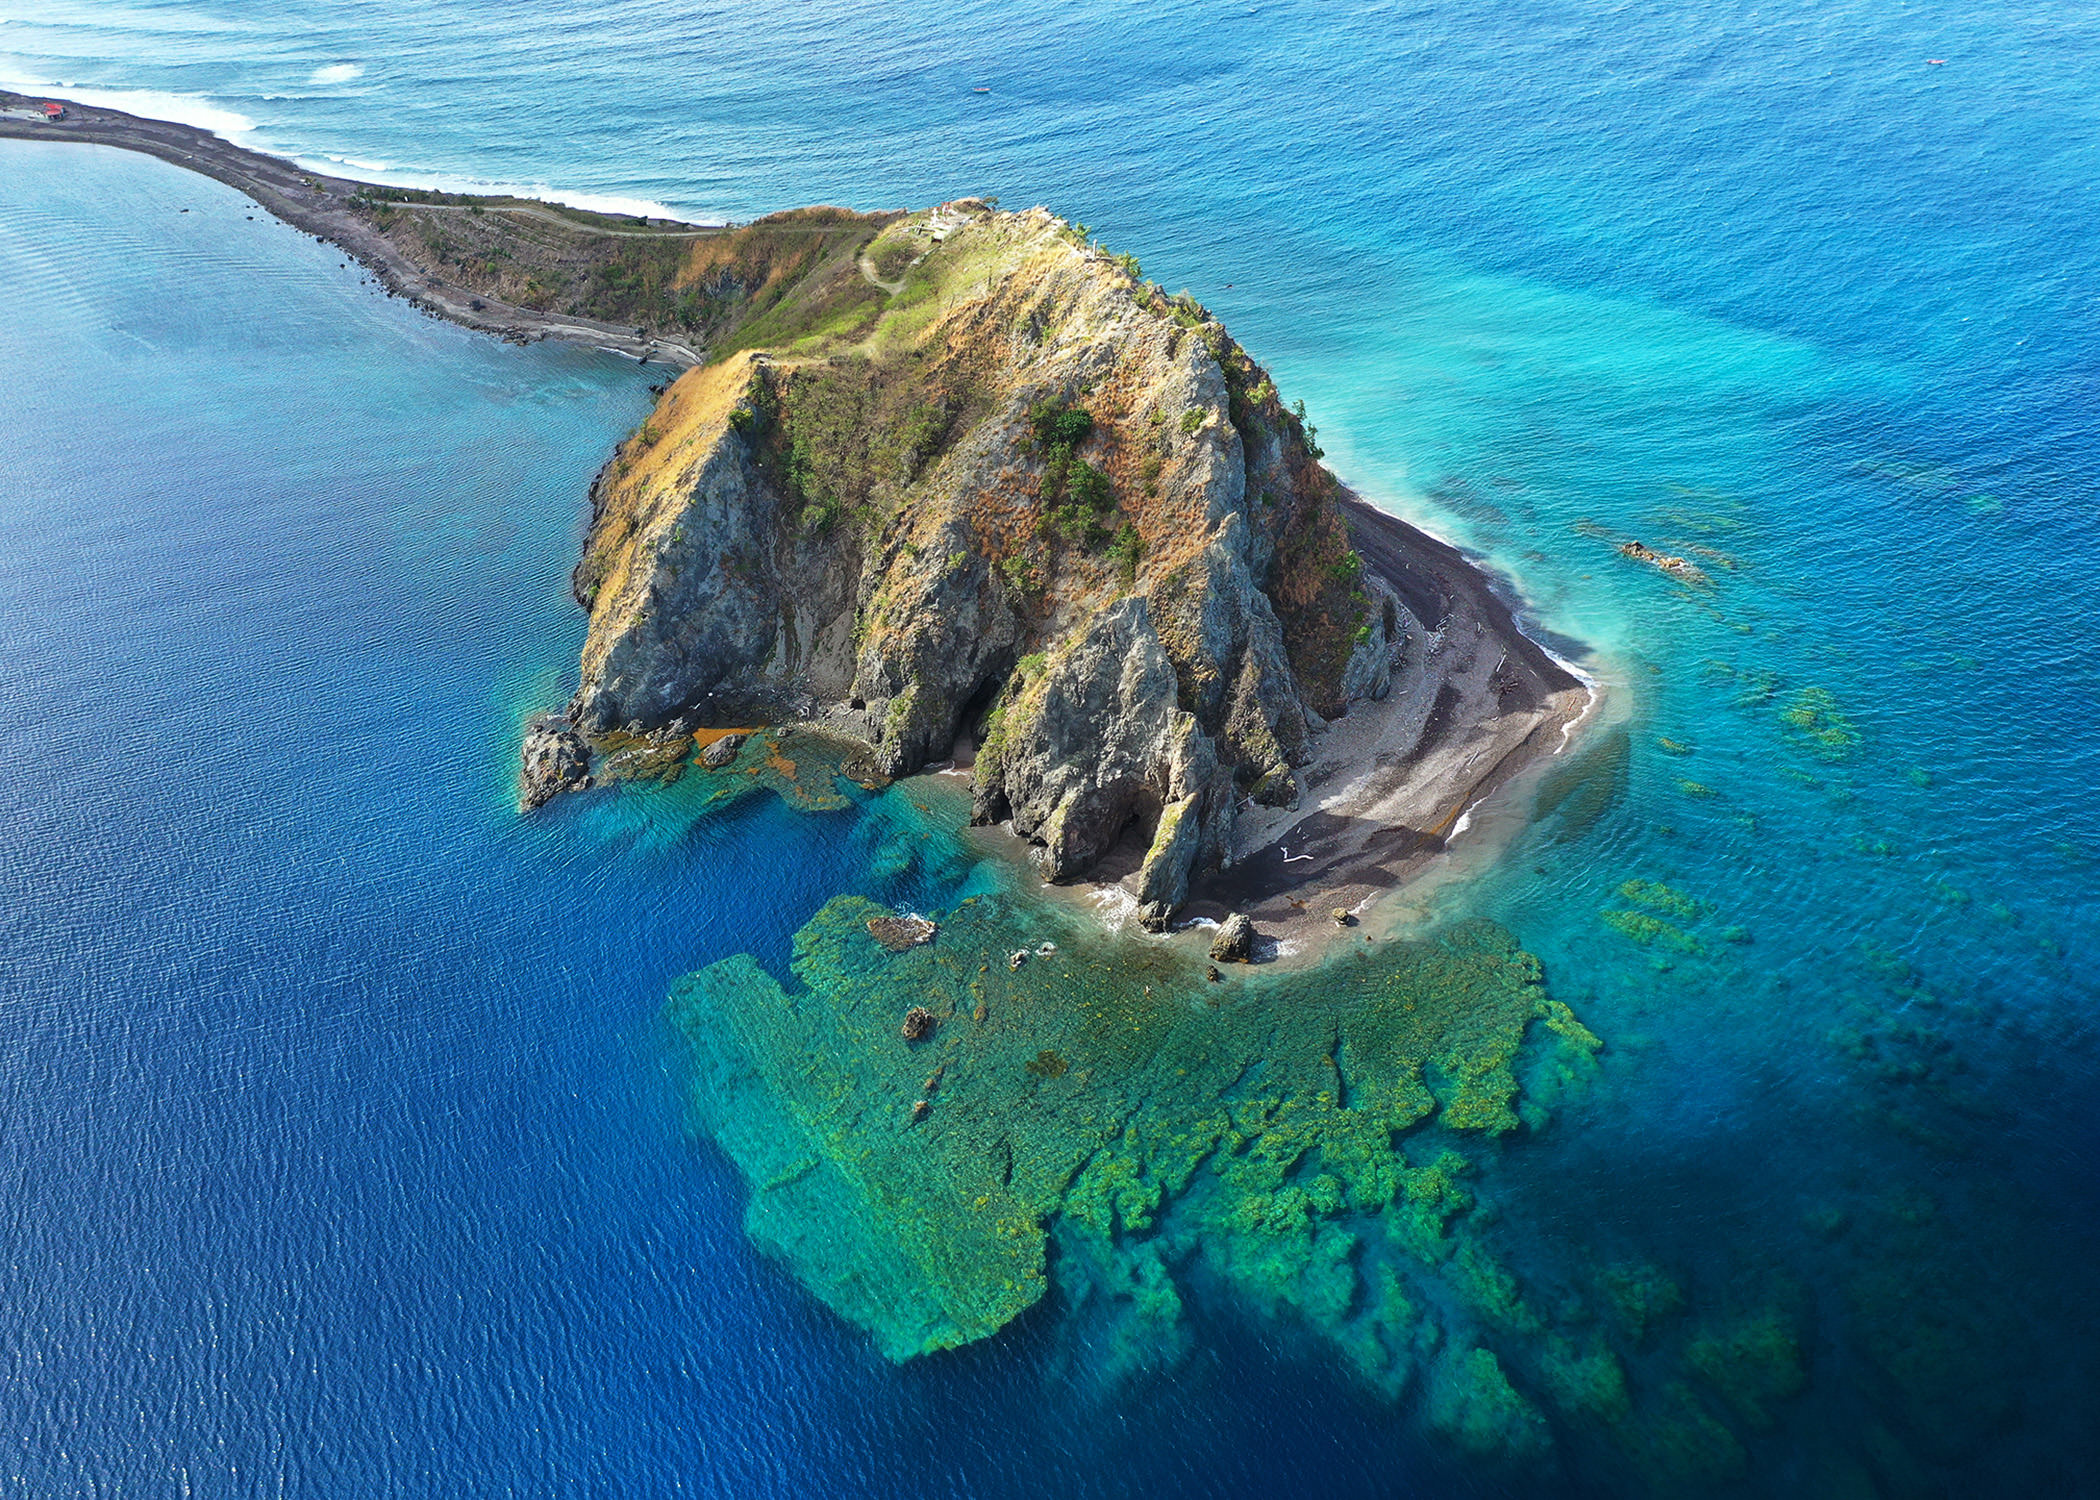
[
  {"x1": 2, "y1": 93, "x2": 1587, "y2": 943},
  {"x1": 543, "y1": 200, "x2": 1587, "y2": 938}
]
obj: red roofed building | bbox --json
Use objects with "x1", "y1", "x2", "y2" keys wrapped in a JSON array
[{"x1": 41, "y1": 101, "x2": 66, "y2": 120}]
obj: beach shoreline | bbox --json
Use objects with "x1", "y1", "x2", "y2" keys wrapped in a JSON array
[{"x1": 936, "y1": 494, "x2": 1598, "y2": 966}]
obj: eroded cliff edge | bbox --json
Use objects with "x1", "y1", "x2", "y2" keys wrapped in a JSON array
[{"x1": 541, "y1": 200, "x2": 1585, "y2": 930}]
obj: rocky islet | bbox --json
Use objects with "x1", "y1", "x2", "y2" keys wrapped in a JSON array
[{"x1": 535, "y1": 199, "x2": 1584, "y2": 937}]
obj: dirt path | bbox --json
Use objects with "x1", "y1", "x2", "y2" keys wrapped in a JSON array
[
  {"x1": 408, "y1": 201, "x2": 723, "y2": 238},
  {"x1": 859, "y1": 250, "x2": 906, "y2": 295}
]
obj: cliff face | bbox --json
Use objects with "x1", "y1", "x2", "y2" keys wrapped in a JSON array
[{"x1": 564, "y1": 201, "x2": 1399, "y2": 926}]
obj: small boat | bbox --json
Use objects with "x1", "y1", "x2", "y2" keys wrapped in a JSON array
[
  {"x1": 1926, "y1": 58, "x2": 1946, "y2": 65},
  {"x1": 971, "y1": 86, "x2": 990, "y2": 93}
]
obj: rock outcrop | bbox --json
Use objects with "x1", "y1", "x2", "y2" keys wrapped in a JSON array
[
  {"x1": 552, "y1": 202, "x2": 1418, "y2": 921},
  {"x1": 518, "y1": 717, "x2": 592, "y2": 810},
  {"x1": 1209, "y1": 913, "x2": 1257, "y2": 964},
  {"x1": 699, "y1": 732, "x2": 748, "y2": 768}
]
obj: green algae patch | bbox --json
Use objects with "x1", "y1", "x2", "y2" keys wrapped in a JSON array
[
  {"x1": 1598, "y1": 1261, "x2": 1687, "y2": 1345},
  {"x1": 1428, "y1": 1346, "x2": 1550, "y2": 1458},
  {"x1": 670, "y1": 893, "x2": 1583, "y2": 1362},
  {"x1": 1686, "y1": 1310, "x2": 1807, "y2": 1429},
  {"x1": 1779, "y1": 686, "x2": 1862, "y2": 760},
  {"x1": 599, "y1": 725, "x2": 882, "y2": 820},
  {"x1": 1618, "y1": 879, "x2": 1705, "y2": 922},
  {"x1": 1600, "y1": 908, "x2": 1705, "y2": 954}
]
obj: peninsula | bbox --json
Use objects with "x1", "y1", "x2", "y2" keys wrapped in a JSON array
[{"x1": 4, "y1": 92, "x2": 1589, "y2": 946}]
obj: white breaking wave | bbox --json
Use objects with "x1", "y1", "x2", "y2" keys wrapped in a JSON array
[
  {"x1": 288, "y1": 153, "x2": 701, "y2": 223},
  {"x1": 0, "y1": 77, "x2": 256, "y2": 140},
  {"x1": 0, "y1": 69, "x2": 713, "y2": 225},
  {"x1": 308, "y1": 63, "x2": 363, "y2": 86},
  {"x1": 1087, "y1": 886, "x2": 1139, "y2": 928}
]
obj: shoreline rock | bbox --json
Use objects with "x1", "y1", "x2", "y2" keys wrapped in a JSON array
[
  {"x1": 1209, "y1": 913, "x2": 1257, "y2": 964},
  {"x1": 700, "y1": 731, "x2": 749, "y2": 769},
  {"x1": 868, "y1": 914, "x2": 938, "y2": 951},
  {"x1": 518, "y1": 718, "x2": 592, "y2": 811}
]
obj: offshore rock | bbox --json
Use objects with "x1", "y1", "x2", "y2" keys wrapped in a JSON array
[
  {"x1": 518, "y1": 718, "x2": 592, "y2": 811},
  {"x1": 1210, "y1": 912, "x2": 1257, "y2": 963},
  {"x1": 867, "y1": 913, "x2": 938, "y2": 952},
  {"x1": 560, "y1": 202, "x2": 1381, "y2": 925},
  {"x1": 900, "y1": 1006, "x2": 938, "y2": 1043}
]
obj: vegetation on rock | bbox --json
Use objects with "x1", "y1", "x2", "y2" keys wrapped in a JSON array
[{"x1": 564, "y1": 200, "x2": 1396, "y2": 926}]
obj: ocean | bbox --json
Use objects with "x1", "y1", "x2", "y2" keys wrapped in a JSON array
[{"x1": 2, "y1": 0, "x2": 2097, "y2": 1493}]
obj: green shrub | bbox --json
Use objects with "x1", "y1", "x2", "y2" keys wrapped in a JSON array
[
  {"x1": 1180, "y1": 408, "x2": 1205, "y2": 435},
  {"x1": 1109, "y1": 523, "x2": 1143, "y2": 582},
  {"x1": 1029, "y1": 400, "x2": 1094, "y2": 450},
  {"x1": 1028, "y1": 400, "x2": 1101, "y2": 508},
  {"x1": 999, "y1": 554, "x2": 1040, "y2": 594},
  {"x1": 1292, "y1": 398, "x2": 1326, "y2": 459},
  {"x1": 1066, "y1": 460, "x2": 1111, "y2": 511}
]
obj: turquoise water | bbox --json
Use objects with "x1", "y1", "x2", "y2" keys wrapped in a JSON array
[{"x1": 3, "y1": 0, "x2": 2098, "y2": 1492}]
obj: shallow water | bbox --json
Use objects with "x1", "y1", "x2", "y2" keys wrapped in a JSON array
[{"x1": 3, "y1": 1, "x2": 2099, "y2": 1493}]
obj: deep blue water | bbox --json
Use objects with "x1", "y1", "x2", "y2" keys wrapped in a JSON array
[{"x1": 3, "y1": 1, "x2": 2099, "y2": 1493}]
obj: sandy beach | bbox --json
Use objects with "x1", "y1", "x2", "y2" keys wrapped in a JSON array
[{"x1": 965, "y1": 494, "x2": 1596, "y2": 964}]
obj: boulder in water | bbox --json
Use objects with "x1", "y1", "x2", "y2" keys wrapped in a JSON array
[
  {"x1": 1210, "y1": 913, "x2": 1257, "y2": 964},
  {"x1": 901, "y1": 1006, "x2": 938, "y2": 1043},
  {"x1": 700, "y1": 731, "x2": 749, "y2": 768},
  {"x1": 519, "y1": 718, "x2": 592, "y2": 811},
  {"x1": 868, "y1": 914, "x2": 938, "y2": 952}
]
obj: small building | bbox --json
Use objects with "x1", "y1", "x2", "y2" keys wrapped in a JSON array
[{"x1": 41, "y1": 101, "x2": 66, "y2": 121}]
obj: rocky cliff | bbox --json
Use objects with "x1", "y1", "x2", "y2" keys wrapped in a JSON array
[{"x1": 553, "y1": 200, "x2": 1409, "y2": 927}]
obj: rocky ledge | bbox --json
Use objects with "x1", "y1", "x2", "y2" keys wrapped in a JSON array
[
  {"x1": 527, "y1": 200, "x2": 1585, "y2": 932},
  {"x1": 518, "y1": 716, "x2": 592, "y2": 810}
]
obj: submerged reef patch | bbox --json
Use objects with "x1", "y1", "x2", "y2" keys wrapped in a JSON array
[
  {"x1": 672, "y1": 875, "x2": 1819, "y2": 1487},
  {"x1": 672, "y1": 890, "x2": 1810, "y2": 1485},
  {"x1": 670, "y1": 893, "x2": 1576, "y2": 1356},
  {"x1": 1778, "y1": 686, "x2": 1862, "y2": 761}
]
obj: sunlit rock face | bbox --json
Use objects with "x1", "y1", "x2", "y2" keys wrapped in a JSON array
[{"x1": 568, "y1": 203, "x2": 1385, "y2": 925}]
